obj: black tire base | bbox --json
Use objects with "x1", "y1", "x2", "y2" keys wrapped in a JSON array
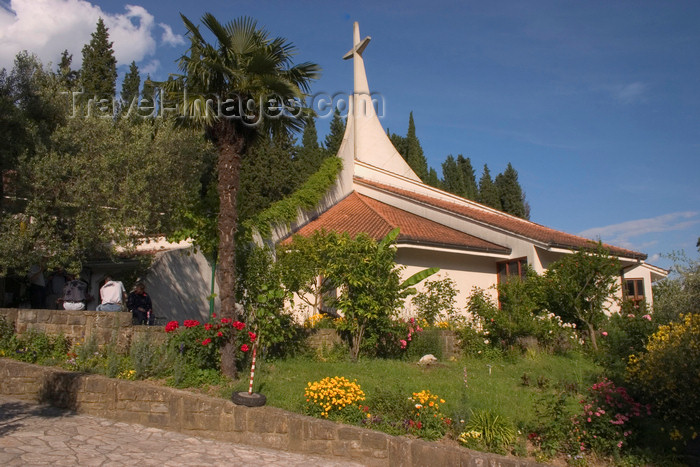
[{"x1": 231, "y1": 391, "x2": 267, "y2": 407}]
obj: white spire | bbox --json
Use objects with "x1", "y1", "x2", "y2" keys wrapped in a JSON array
[{"x1": 335, "y1": 22, "x2": 421, "y2": 182}]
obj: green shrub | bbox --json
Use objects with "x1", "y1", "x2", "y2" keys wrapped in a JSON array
[
  {"x1": 627, "y1": 313, "x2": 700, "y2": 428},
  {"x1": 598, "y1": 303, "x2": 658, "y2": 380},
  {"x1": 405, "y1": 327, "x2": 443, "y2": 360},
  {"x1": 571, "y1": 379, "x2": 650, "y2": 456},
  {"x1": 411, "y1": 276, "x2": 459, "y2": 326},
  {"x1": 13, "y1": 329, "x2": 69, "y2": 365},
  {"x1": 463, "y1": 409, "x2": 516, "y2": 454}
]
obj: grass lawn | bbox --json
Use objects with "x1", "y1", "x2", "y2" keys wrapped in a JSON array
[{"x1": 229, "y1": 351, "x2": 602, "y2": 431}]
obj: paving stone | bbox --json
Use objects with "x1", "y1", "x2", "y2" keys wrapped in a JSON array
[{"x1": 0, "y1": 394, "x2": 363, "y2": 466}]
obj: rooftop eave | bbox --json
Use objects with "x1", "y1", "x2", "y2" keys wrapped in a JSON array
[{"x1": 396, "y1": 241, "x2": 512, "y2": 258}]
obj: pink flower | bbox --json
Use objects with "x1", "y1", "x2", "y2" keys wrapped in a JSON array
[
  {"x1": 642, "y1": 314, "x2": 652, "y2": 321},
  {"x1": 587, "y1": 417, "x2": 592, "y2": 422},
  {"x1": 240, "y1": 344, "x2": 249, "y2": 352},
  {"x1": 400, "y1": 339, "x2": 407, "y2": 349},
  {"x1": 617, "y1": 441, "x2": 623, "y2": 448},
  {"x1": 202, "y1": 338, "x2": 211, "y2": 346},
  {"x1": 601, "y1": 331, "x2": 608, "y2": 337}
]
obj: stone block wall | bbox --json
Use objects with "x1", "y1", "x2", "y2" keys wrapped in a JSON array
[
  {"x1": 0, "y1": 358, "x2": 540, "y2": 467},
  {"x1": 0, "y1": 308, "x2": 166, "y2": 350}
]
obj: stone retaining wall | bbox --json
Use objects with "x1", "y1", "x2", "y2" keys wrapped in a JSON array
[
  {"x1": 0, "y1": 358, "x2": 539, "y2": 467},
  {"x1": 0, "y1": 308, "x2": 166, "y2": 350}
]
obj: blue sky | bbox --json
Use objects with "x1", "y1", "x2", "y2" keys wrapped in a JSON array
[{"x1": 1, "y1": 0, "x2": 699, "y2": 269}]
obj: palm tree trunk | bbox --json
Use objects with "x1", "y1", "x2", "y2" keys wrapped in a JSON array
[{"x1": 214, "y1": 127, "x2": 244, "y2": 378}]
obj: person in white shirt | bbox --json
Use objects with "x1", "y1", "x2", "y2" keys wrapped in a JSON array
[{"x1": 96, "y1": 276, "x2": 127, "y2": 312}]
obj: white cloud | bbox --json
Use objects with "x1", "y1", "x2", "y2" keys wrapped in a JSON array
[
  {"x1": 579, "y1": 211, "x2": 700, "y2": 249},
  {"x1": 140, "y1": 59, "x2": 160, "y2": 76},
  {"x1": 0, "y1": 0, "x2": 175, "y2": 70},
  {"x1": 612, "y1": 82, "x2": 649, "y2": 104},
  {"x1": 160, "y1": 23, "x2": 185, "y2": 47}
]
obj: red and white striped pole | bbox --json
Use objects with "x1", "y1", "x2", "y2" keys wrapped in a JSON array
[{"x1": 247, "y1": 343, "x2": 257, "y2": 395}]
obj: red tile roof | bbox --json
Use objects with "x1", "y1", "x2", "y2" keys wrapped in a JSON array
[
  {"x1": 356, "y1": 178, "x2": 647, "y2": 260},
  {"x1": 285, "y1": 192, "x2": 510, "y2": 254}
]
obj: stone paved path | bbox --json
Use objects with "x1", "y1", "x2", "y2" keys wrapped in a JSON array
[{"x1": 0, "y1": 395, "x2": 364, "y2": 466}]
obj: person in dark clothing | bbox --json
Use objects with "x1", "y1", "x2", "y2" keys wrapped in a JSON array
[{"x1": 127, "y1": 282, "x2": 153, "y2": 325}]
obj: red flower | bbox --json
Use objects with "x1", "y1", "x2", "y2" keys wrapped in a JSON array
[
  {"x1": 232, "y1": 321, "x2": 245, "y2": 330},
  {"x1": 217, "y1": 331, "x2": 223, "y2": 337},
  {"x1": 416, "y1": 421, "x2": 422, "y2": 429},
  {"x1": 220, "y1": 318, "x2": 231, "y2": 324},
  {"x1": 240, "y1": 344, "x2": 249, "y2": 352},
  {"x1": 202, "y1": 338, "x2": 211, "y2": 346},
  {"x1": 164, "y1": 321, "x2": 179, "y2": 333},
  {"x1": 212, "y1": 313, "x2": 217, "y2": 318},
  {"x1": 248, "y1": 331, "x2": 257, "y2": 342},
  {"x1": 184, "y1": 320, "x2": 200, "y2": 328},
  {"x1": 204, "y1": 323, "x2": 212, "y2": 331}
]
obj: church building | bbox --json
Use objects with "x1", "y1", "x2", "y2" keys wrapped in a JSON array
[{"x1": 273, "y1": 22, "x2": 667, "y2": 314}]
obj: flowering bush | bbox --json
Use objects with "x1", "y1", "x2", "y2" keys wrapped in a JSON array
[
  {"x1": 457, "y1": 430, "x2": 484, "y2": 450},
  {"x1": 571, "y1": 379, "x2": 650, "y2": 455},
  {"x1": 627, "y1": 313, "x2": 700, "y2": 427},
  {"x1": 304, "y1": 376, "x2": 366, "y2": 422},
  {"x1": 407, "y1": 390, "x2": 451, "y2": 440},
  {"x1": 597, "y1": 303, "x2": 658, "y2": 378},
  {"x1": 165, "y1": 317, "x2": 252, "y2": 371}
]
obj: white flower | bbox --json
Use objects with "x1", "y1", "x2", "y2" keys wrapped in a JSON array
[{"x1": 484, "y1": 339, "x2": 490, "y2": 344}]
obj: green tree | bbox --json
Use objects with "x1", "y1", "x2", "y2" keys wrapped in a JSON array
[
  {"x1": 80, "y1": 18, "x2": 117, "y2": 99},
  {"x1": 57, "y1": 50, "x2": 79, "y2": 90},
  {"x1": 238, "y1": 132, "x2": 298, "y2": 222},
  {"x1": 457, "y1": 155, "x2": 477, "y2": 200},
  {"x1": 0, "y1": 117, "x2": 210, "y2": 275},
  {"x1": 441, "y1": 154, "x2": 466, "y2": 196},
  {"x1": 495, "y1": 163, "x2": 528, "y2": 219},
  {"x1": 478, "y1": 164, "x2": 501, "y2": 209},
  {"x1": 283, "y1": 228, "x2": 437, "y2": 360},
  {"x1": 425, "y1": 167, "x2": 441, "y2": 188},
  {"x1": 652, "y1": 252, "x2": 700, "y2": 324},
  {"x1": 541, "y1": 244, "x2": 620, "y2": 351},
  {"x1": 404, "y1": 112, "x2": 429, "y2": 180},
  {"x1": 120, "y1": 61, "x2": 140, "y2": 108},
  {"x1": 324, "y1": 109, "x2": 345, "y2": 156},
  {"x1": 411, "y1": 276, "x2": 459, "y2": 325},
  {"x1": 296, "y1": 116, "x2": 327, "y2": 184},
  {"x1": 162, "y1": 13, "x2": 319, "y2": 377},
  {"x1": 0, "y1": 52, "x2": 66, "y2": 208}
]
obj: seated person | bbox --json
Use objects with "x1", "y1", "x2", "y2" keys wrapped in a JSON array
[
  {"x1": 61, "y1": 277, "x2": 89, "y2": 310},
  {"x1": 127, "y1": 282, "x2": 153, "y2": 325},
  {"x1": 96, "y1": 276, "x2": 126, "y2": 312}
]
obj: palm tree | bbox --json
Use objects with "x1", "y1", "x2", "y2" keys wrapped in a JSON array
[{"x1": 165, "y1": 14, "x2": 320, "y2": 377}]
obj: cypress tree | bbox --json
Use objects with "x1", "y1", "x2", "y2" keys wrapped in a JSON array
[
  {"x1": 404, "y1": 112, "x2": 429, "y2": 180},
  {"x1": 425, "y1": 167, "x2": 441, "y2": 188},
  {"x1": 495, "y1": 162, "x2": 528, "y2": 219},
  {"x1": 441, "y1": 155, "x2": 466, "y2": 197},
  {"x1": 324, "y1": 109, "x2": 346, "y2": 157},
  {"x1": 57, "y1": 50, "x2": 79, "y2": 90},
  {"x1": 296, "y1": 116, "x2": 326, "y2": 184},
  {"x1": 389, "y1": 131, "x2": 407, "y2": 159},
  {"x1": 121, "y1": 61, "x2": 141, "y2": 107},
  {"x1": 80, "y1": 18, "x2": 117, "y2": 99},
  {"x1": 238, "y1": 133, "x2": 298, "y2": 221},
  {"x1": 456, "y1": 155, "x2": 478, "y2": 200},
  {"x1": 477, "y1": 164, "x2": 501, "y2": 210}
]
